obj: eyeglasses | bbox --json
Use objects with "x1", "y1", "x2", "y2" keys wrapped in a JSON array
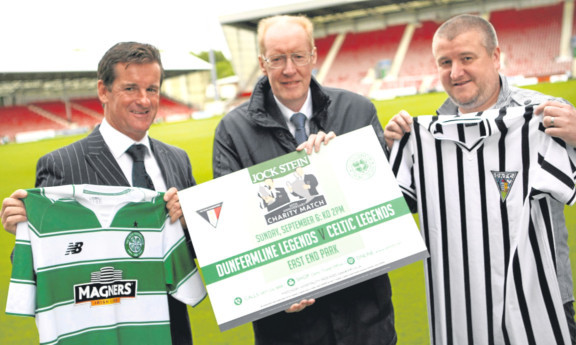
[{"x1": 262, "y1": 52, "x2": 314, "y2": 69}]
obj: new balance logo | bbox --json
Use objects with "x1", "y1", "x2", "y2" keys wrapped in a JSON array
[{"x1": 65, "y1": 242, "x2": 84, "y2": 255}]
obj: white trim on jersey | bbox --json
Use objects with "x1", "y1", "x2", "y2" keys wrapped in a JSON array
[
  {"x1": 6, "y1": 185, "x2": 207, "y2": 345},
  {"x1": 390, "y1": 106, "x2": 576, "y2": 345},
  {"x1": 36, "y1": 295, "x2": 170, "y2": 344}
]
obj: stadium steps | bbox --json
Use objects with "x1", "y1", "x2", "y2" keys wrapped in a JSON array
[
  {"x1": 314, "y1": 34, "x2": 338, "y2": 72},
  {"x1": 322, "y1": 25, "x2": 406, "y2": 95},
  {"x1": 71, "y1": 103, "x2": 103, "y2": 120},
  {"x1": 315, "y1": 33, "x2": 345, "y2": 84},
  {"x1": 491, "y1": 3, "x2": 570, "y2": 78},
  {"x1": 28, "y1": 105, "x2": 71, "y2": 128}
]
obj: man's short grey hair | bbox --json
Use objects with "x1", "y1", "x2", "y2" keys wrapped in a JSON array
[
  {"x1": 434, "y1": 14, "x2": 499, "y2": 53},
  {"x1": 257, "y1": 15, "x2": 315, "y2": 56}
]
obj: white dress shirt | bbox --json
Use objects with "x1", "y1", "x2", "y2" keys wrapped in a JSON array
[
  {"x1": 274, "y1": 89, "x2": 313, "y2": 137},
  {"x1": 99, "y1": 119, "x2": 167, "y2": 191}
]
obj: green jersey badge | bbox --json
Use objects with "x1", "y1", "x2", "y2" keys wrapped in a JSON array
[{"x1": 125, "y1": 231, "x2": 145, "y2": 258}]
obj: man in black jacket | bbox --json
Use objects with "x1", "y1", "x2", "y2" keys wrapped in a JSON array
[{"x1": 213, "y1": 14, "x2": 397, "y2": 345}]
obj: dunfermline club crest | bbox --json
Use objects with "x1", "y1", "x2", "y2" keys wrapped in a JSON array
[
  {"x1": 491, "y1": 171, "x2": 518, "y2": 202},
  {"x1": 196, "y1": 202, "x2": 223, "y2": 228}
]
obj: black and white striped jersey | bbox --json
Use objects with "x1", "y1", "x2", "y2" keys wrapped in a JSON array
[{"x1": 390, "y1": 105, "x2": 576, "y2": 345}]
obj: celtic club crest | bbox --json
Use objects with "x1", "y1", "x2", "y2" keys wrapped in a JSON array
[
  {"x1": 346, "y1": 152, "x2": 376, "y2": 180},
  {"x1": 125, "y1": 231, "x2": 145, "y2": 258}
]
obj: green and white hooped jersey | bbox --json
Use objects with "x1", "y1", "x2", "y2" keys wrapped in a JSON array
[{"x1": 6, "y1": 185, "x2": 206, "y2": 345}]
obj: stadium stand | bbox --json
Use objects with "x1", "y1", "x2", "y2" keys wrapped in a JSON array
[
  {"x1": 72, "y1": 98, "x2": 104, "y2": 115},
  {"x1": 31, "y1": 100, "x2": 102, "y2": 128},
  {"x1": 312, "y1": 2, "x2": 571, "y2": 98},
  {"x1": 0, "y1": 96, "x2": 193, "y2": 142},
  {"x1": 157, "y1": 97, "x2": 195, "y2": 121},
  {"x1": 492, "y1": 3, "x2": 571, "y2": 79},
  {"x1": 1, "y1": 0, "x2": 573, "y2": 142},
  {"x1": 380, "y1": 20, "x2": 442, "y2": 95},
  {"x1": 314, "y1": 34, "x2": 338, "y2": 70},
  {"x1": 0, "y1": 105, "x2": 67, "y2": 140},
  {"x1": 321, "y1": 25, "x2": 406, "y2": 95},
  {"x1": 397, "y1": 21, "x2": 439, "y2": 80}
]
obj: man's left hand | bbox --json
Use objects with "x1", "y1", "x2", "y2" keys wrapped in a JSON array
[
  {"x1": 535, "y1": 101, "x2": 576, "y2": 147},
  {"x1": 164, "y1": 187, "x2": 187, "y2": 228}
]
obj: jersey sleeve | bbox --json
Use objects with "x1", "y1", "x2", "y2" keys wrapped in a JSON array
[
  {"x1": 5, "y1": 221, "x2": 36, "y2": 317},
  {"x1": 162, "y1": 218, "x2": 206, "y2": 307},
  {"x1": 389, "y1": 127, "x2": 418, "y2": 213},
  {"x1": 533, "y1": 134, "x2": 576, "y2": 206}
]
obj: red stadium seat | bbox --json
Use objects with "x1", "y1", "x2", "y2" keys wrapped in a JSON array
[
  {"x1": 321, "y1": 25, "x2": 406, "y2": 95},
  {"x1": 0, "y1": 105, "x2": 67, "y2": 137},
  {"x1": 491, "y1": 3, "x2": 570, "y2": 78},
  {"x1": 0, "y1": 96, "x2": 193, "y2": 139}
]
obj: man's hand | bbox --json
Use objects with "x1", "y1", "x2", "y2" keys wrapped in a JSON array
[
  {"x1": 535, "y1": 101, "x2": 576, "y2": 147},
  {"x1": 164, "y1": 187, "x2": 187, "y2": 228},
  {"x1": 297, "y1": 131, "x2": 336, "y2": 154},
  {"x1": 384, "y1": 110, "x2": 413, "y2": 149},
  {"x1": 285, "y1": 298, "x2": 316, "y2": 313},
  {"x1": 1, "y1": 189, "x2": 28, "y2": 235}
]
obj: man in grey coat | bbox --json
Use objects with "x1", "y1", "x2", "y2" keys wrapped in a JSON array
[
  {"x1": 213, "y1": 14, "x2": 397, "y2": 345},
  {"x1": 383, "y1": 14, "x2": 576, "y2": 344},
  {"x1": 1, "y1": 42, "x2": 198, "y2": 345}
]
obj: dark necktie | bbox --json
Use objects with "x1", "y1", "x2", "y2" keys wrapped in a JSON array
[
  {"x1": 126, "y1": 144, "x2": 155, "y2": 190},
  {"x1": 290, "y1": 112, "x2": 308, "y2": 145}
]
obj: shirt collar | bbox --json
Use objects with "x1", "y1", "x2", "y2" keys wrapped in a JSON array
[
  {"x1": 494, "y1": 75, "x2": 511, "y2": 109},
  {"x1": 99, "y1": 118, "x2": 151, "y2": 160},
  {"x1": 438, "y1": 75, "x2": 504, "y2": 115},
  {"x1": 274, "y1": 88, "x2": 313, "y2": 124}
]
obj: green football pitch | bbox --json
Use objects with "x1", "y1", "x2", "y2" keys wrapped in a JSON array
[{"x1": 1, "y1": 80, "x2": 575, "y2": 344}]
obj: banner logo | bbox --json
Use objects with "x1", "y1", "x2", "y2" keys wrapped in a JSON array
[
  {"x1": 74, "y1": 267, "x2": 137, "y2": 306},
  {"x1": 197, "y1": 203, "x2": 223, "y2": 228},
  {"x1": 491, "y1": 171, "x2": 518, "y2": 202},
  {"x1": 346, "y1": 153, "x2": 376, "y2": 180}
]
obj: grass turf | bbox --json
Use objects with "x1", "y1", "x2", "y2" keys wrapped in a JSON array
[{"x1": 0, "y1": 80, "x2": 574, "y2": 344}]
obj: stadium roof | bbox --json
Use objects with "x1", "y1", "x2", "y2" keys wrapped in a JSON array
[
  {"x1": 220, "y1": 0, "x2": 562, "y2": 31},
  {"x1": 0, "y1": 49, "x2": 212, "y2": 82},
  {"x1": 219, "y1": 0, "x2": 466, "y2": 30}
]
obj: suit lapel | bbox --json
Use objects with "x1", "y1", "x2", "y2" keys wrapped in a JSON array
[
  {"x1": 85, "y1": 127, "x2": 130, "y2": 186},
  {"x1": 150, "y1": 138, "x2": 177, "y2": 188}
]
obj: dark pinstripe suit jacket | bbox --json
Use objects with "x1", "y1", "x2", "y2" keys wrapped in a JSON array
[
  {"x1": 34, "y1": 125, "x2": 196, "y2": 345},
  {"x1": 35, "y1": 125, "x2": 195, "y2": 190}
]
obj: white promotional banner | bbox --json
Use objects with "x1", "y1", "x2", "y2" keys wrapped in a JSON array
[{"x1": 179, "y1": 126, "x2": 428, "y2": 331}]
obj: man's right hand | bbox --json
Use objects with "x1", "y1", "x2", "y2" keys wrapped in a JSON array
[
  {"x1": 384, "y1": 110, "x2": 413, "y2": 149},
  {"x1": 296, "y1": 130, "x2": 336, "y2": 155},
  {"x1": 285, "y1": 298, "x2": 316, "y2": 313},
  {"x1": 1, "y1": 189, "x2": 28, "y2": 235}
]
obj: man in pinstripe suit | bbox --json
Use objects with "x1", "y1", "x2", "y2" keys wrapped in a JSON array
[{"x1": 1, "y1": 42, "x2": 197, "y2": 345}]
